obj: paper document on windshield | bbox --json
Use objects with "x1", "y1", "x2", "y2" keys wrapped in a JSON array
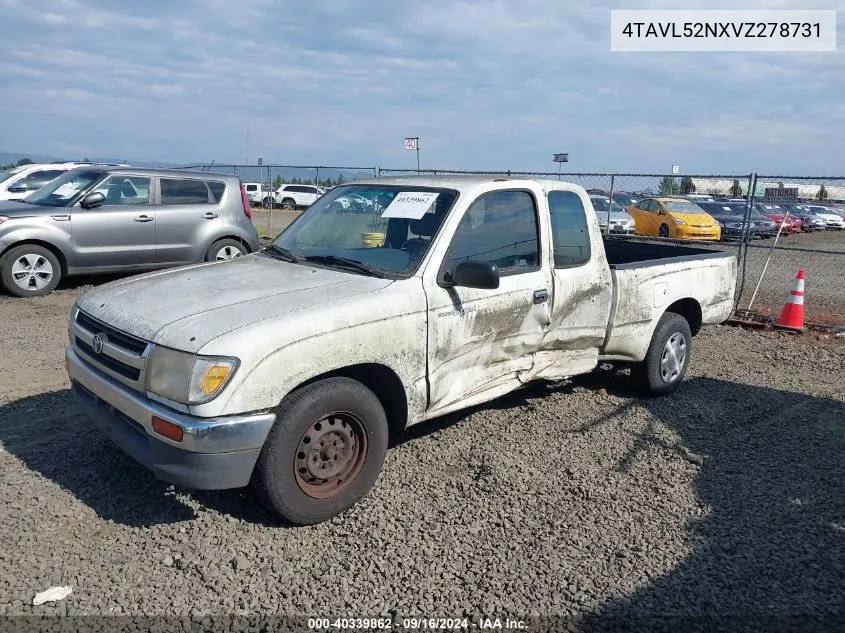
[
  {"x1": 381, "y1": 192, "x2": 439, "y2": 219},
  {"x1": 53, "y1": 183, "x2": 78, "y2": 197}
]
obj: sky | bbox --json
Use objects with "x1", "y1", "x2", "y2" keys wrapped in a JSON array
[{"x1": 0, "y1": 0, "x2": 843, "y2": 175}]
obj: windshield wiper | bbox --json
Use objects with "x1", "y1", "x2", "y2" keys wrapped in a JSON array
[
  {"x1": 301, "y1": 255, "x2": 388, "y2": 278},
  {"x1": 263, "y1": 244, "x2": 299, "y2": 263}
]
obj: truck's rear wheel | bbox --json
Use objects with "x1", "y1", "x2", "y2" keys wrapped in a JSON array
[
  {"x1": 633, "y1": 312, "x2": 691, "y2": 397},
  {"x1": 251, "y1": 377, "x2": 388, "y2": 525}
]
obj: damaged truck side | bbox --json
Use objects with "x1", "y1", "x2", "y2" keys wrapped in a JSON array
[{"x1": 65, "y1": 177, "x2": 737, "y2": 524}]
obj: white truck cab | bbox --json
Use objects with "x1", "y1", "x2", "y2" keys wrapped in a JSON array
[{"x1": 65, "y1": 176, "x2": 737, "y2": 525}]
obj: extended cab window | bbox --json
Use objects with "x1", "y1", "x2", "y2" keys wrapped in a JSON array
[
  {"x1": 548, "y1": 190, "x2": 590, "y2": 268},
  {"x1": 160, "y1": 178, "x2": 211, "y2": 204},
  {"x1": 446, "y1": 190, "x2": 539, "y2": 275}
]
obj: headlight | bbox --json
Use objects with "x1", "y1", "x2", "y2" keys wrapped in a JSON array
[
  {"x1": 146, "y1": 345, "x2": 239, "y2": 405},
  {"x1": 674, "y1": 218, "x2": 686, "y2": 225}
]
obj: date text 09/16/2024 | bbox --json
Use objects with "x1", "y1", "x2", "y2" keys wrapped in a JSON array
[{"x1": 307, "y1": 617, "x2": 529, "y2": 630}]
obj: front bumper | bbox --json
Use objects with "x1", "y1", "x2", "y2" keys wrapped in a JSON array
[
  {"x1": 675, "y1": 227, "x2": 721, "y2": 240},
  {"x1": 66, "y1": 345, "x2": 276, "y2": 490}
]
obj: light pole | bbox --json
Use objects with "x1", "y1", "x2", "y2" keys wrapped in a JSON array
[
  {"x1": 553, "y1": 153, "x2": 568, "y2": 179},
  {"x1": 405, "y1": 137, "x2": 420, "y2": 173}
]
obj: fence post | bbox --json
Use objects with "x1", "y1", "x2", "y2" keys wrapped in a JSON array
[
  {"x1": 606, "y1": 174, "x2": 615, "y2": 237},
  {"x1": 315, "y1": 166, "x2": 320, "y2": 187}
]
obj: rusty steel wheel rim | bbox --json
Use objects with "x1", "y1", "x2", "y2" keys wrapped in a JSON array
[{"x1": 294, "y1": 412, "x2": 368, "y2": 499}]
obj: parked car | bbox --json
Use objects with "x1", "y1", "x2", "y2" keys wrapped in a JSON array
[
  {"x1": 243, "y1": 182, "x2": 274, "y2": 206},
  {"x1": 586, "y1": 190, "x2": 640, "y2": 208},
  {"x1": 274, "y1": 184, "x2": 326, "y2": 209},
  {"x1": 704, "y1": 201, "x2": 776, "y2": 238},
  {"x1": 0, "y1": 162, "x2": 113, "y2": 201},
  {"x1": 797, "y1": 204, "x2": 845, "y2": 229},
  {"x1": 0, "y1": 167, "x2": 259, "y2": 297},
  {"x1": 64, "y1": 176, "x2": 738, "y2": 524},
  {"x1": 754, "y1": 203, "x2": 803, "y2": 234},
  {"x1": 694, "y1": 201, "x2": 758, "y2": 240},
  {"x1": 588, "y1": 195, "x2": 635, "y2": 234},
  {"x1": 628, "y1": 197, "x2": 721, "y2": 240},
  {"x1": 777, "y1": 204, "x2": 827, "y2": 232}
]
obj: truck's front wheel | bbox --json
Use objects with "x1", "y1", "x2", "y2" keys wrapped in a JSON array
[
  {"x1": 251, "y1": 377, "x2": 389, "y2": 525},
  {"x1": 633, "y1": 311, "x2": 691, "y2": 397}
]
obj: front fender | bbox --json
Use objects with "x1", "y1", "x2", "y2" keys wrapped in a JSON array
[
  {"x1": 0, "y1": 222, "x2": 75, "y2": 268},
  {"x1": 189, "y1": 282, "x2": 429, "y2": 423}
]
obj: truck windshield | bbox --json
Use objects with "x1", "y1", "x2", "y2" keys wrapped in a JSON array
[
  {"x1": 270, "y1": 184, "x2": 460, "y2": 277},
  {"x1": 23, "y1": 169, "x2": 106, "y2": 207}
]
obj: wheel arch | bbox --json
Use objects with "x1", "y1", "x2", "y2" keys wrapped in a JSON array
[
  {"x1": 664, "y1": 297, "x2": 702, "y2": 336},
  {"x1": 292, "y1": 363, "x2": 409, "y2": 434},
  {"x1": 1, "y1": 239, "x2": 69, "y2": 274}
]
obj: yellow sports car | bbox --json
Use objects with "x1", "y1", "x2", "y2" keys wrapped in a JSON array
[{"x1": 628, "y1": 197, "x2": 721, "y2": 240}]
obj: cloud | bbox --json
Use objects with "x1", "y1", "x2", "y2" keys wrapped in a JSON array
[{"x1": 0, "y1": 0, "x2": 842, "y2": 174}]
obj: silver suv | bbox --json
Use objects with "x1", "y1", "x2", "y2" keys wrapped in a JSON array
[{"x1": 0, "y1": 167, "x2": 260, "y2": 297}]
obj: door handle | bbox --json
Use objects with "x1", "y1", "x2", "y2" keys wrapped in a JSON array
[
  {"x1": 533, "y1": 289, "x2": 549, "y2": 304},
  {"x1": 134, "y1": 215, "x2": 153, "y2": 222},
  {"x1": 202, "y1": 212, "x2": 219, "y2": 219},
  {"x1": 51, "y1": 214, "x2": 70, "y2": 222}
]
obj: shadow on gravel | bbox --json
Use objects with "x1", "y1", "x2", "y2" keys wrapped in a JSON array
[{"x1": 565, "y1": 372, "x2": 845, "y2": 633}]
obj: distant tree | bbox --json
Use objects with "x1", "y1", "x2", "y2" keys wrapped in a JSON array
[
  {"x1": 680, "y1": 176, "x2": 695, "y2": 194},
  {"x1": 15, "y1": 158, "x2": 33, "y2": 167},
  {"x1": 658, "y1": 176, "x2": 676, "y2": 195},
  {"x1": 273, "y1": 175, "x2": 284, "y2": 188},
  {"x1": 336, "y1": 173, "x2": 345, "y2": 185},
  {"x1": 817, "y1": 184, "x2": 828, "y2": 200},
  {"x1": 82, "y1": 157, "x2": 90, "y2": 162},
  {"x1": 729, "y1": 179, "x2": 742, "y2": 197}
]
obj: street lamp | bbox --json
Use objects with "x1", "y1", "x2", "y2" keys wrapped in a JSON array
[{"x1": 553, "y1": 153, "x2": 568, "y2": 179}]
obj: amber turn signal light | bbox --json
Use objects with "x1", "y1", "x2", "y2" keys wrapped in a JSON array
[{"x1": 151, "y1": 416, "x2": 184, "y2": 442}]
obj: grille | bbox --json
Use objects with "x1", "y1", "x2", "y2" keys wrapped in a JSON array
[
  {"x1": 72, "y1": 309, "x2": 149, "y2": 389},
  {"x1": 75, "y1": 337, "x2": 141, "y2": 380},
  {"x1": 75, "y1": 311, "x2": 147, "y2": 354}
]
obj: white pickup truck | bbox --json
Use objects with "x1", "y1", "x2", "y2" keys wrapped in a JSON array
[{"x1": 65, "y1": 176, "x2": 737, "y2": 525}]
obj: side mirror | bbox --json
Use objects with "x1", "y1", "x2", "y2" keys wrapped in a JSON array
[
  {"x1": 7, "y1": 183, "x2": 27, "y2": 193},
  {"x1": 80, "y1": 191, "x2": 105, "y2": 209},
  {"x1": 449, "y1": 260, "x2": 499, "y2": 289}
]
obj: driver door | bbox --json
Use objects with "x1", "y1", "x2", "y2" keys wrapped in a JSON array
[
  {"x1": 422, "y1": 188, "x2": 553, "y2": 415},
  {"x1": 71, "y1": 175, "x2": 158, "y2": 269}
]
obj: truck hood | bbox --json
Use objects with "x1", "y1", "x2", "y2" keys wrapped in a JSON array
[
  {"x1": 75, "y1": 254, "x2": 394, "y2": 353},
  {"x1": 0, "y1": 200, "x2": 58, "y2": 217}
]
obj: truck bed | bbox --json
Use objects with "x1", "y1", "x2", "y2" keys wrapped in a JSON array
[
  {"x1": 599, "y1": 238, "x2": 738, "y2": 362},
  {"x1": 603, "y1": 237, "x2": 731, "y2": 268}
]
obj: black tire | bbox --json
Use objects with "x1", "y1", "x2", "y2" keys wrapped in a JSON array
[
  {"x1": 251, "y1": 377, "x2": 389, "y2": 525},
  {"x1": 205, "y1": 238, "x2": 247, "y2": 262},
  {"x1": 632, "y1": 311, "x2": 692, "y2": 397},
  {"x1": 281, "y1": 198, "x2": 296, "y2": 210},
  {"x1": 658, "y1": 224, "x2": 670, "y2": 238},
  {"x1": 0, "y1": 244, "x2": 62, "y2": 297},
  {"x1": 262, "y1": 196, "x2": 275, "y2": 208}
]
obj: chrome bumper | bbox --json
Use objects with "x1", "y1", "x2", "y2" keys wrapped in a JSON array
[{"x1": 66, "y1": 345, "x2": 276, "y2": 489}]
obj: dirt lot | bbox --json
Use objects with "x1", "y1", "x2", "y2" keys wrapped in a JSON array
[{"x1": 0, "y1": 279, "x2": 843, "y2": 628}]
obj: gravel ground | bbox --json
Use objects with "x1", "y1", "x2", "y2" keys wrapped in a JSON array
[{"x1": 0, "y1": 281, "x2": 843, "y2": 631}]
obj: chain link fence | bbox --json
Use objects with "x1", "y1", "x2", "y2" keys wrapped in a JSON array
[{"x1": 176, "y1": 164, "x2": 844, "y2": 328}]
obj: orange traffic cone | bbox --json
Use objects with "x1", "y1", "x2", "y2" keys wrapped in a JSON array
[{"x1": 774, "y1": 269, "x2": 806, "y2": 332}]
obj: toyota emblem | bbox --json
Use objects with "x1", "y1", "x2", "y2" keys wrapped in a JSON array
[{"x1": 92, "y1": 333, "x2": 107, "y2": 354}]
